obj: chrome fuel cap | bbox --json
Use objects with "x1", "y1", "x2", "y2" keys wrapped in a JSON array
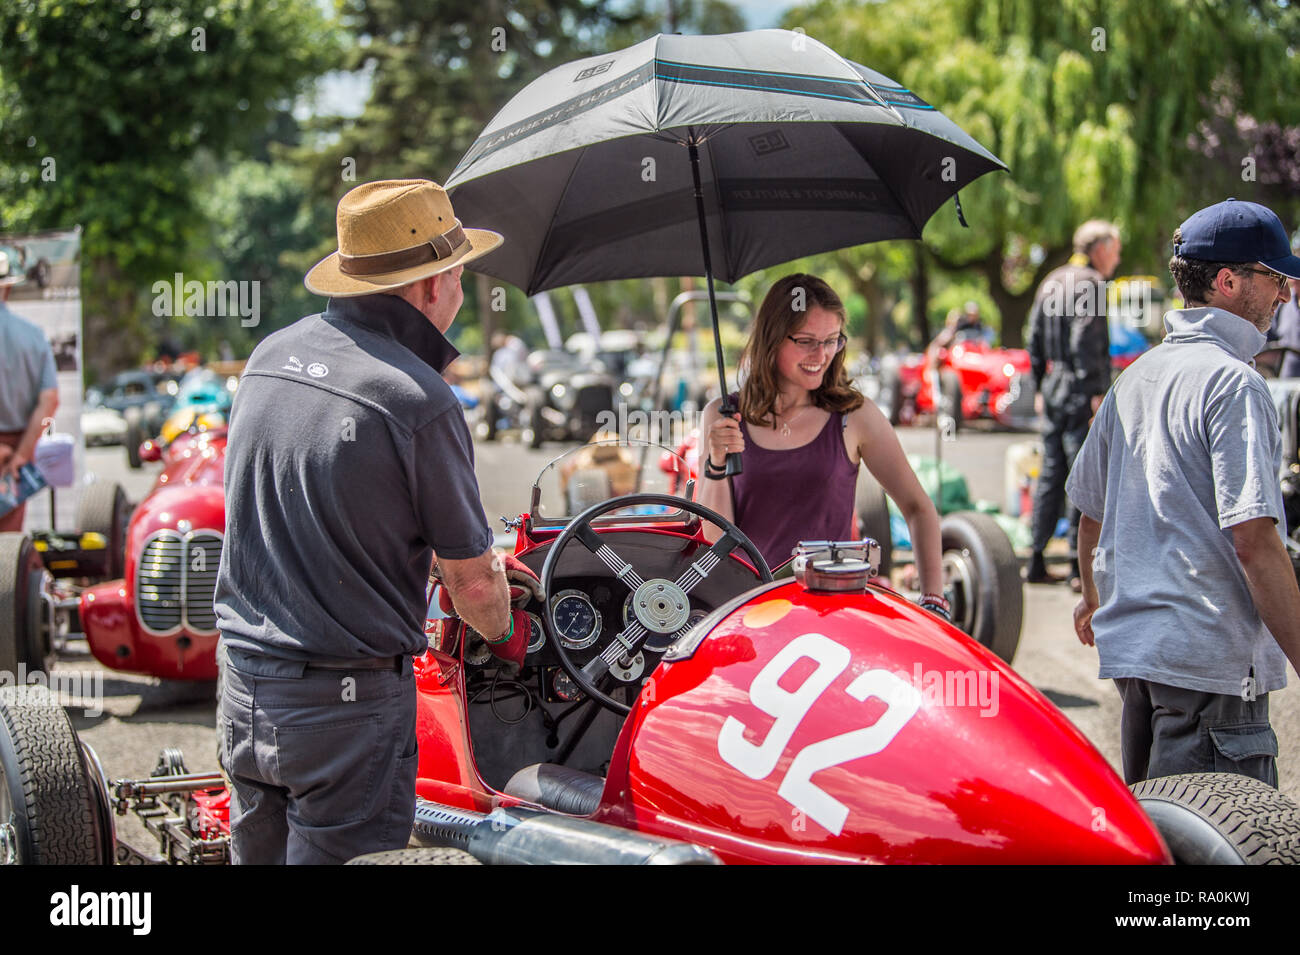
[{"x1": 791, "y1": 539, "x2": 881, "y2": 593}]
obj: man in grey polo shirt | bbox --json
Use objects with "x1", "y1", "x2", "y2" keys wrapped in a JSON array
[
  {"x1": 1068, "y1": 199, "x2": 1300, "y2": 786},
  {"x1": 0, "y1": 247, "x2": 59, "y2": 533},
  {"x1": 215, "y1": 180, "x2": 537, "y2": 863}
]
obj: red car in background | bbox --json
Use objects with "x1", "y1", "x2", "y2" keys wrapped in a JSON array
[
  {"x1": 1, "y1": 422, "x2": 227, "y2": 683},
  {"x1": 876, "y1": 332, "x2": 1035, "y2": 430}
]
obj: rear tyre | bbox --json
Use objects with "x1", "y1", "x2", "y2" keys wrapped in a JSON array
[
  {"x1": 0, "y1": 535, "x2": 46, "y2": 676},
  {"x1": 854, "y1": 469, "x2": 892, "y2": 576},
  {"x1": 1131, "y1": 772, "x2": 1300, "y2": 864},
  {"x1": 938, "y1": 370, "x2": 964, "y2": 432},
  {"x1": 939, "y1": 512, "x2": 1022, "y2": 662},
  {"x1": 347, "y1": 847, "x2": 480, "y2": 865},
  {"x1": 0, "y1": 686, "x2": 107, "y2": 864},
  {"x1": 76, "y1": 482, "x2": 128, "y2": 580}
]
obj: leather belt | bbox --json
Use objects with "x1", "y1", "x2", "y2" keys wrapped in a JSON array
[{"x1": 304, "y1": 654, "x2": 403, "y2": 671}]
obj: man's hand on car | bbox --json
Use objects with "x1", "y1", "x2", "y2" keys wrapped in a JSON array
[{"x1": 496, "y1": 552, "x2": 543, "y2": 607}]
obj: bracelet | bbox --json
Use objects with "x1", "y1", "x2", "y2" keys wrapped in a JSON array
[
  {"x1": 485, "y1": 613, "x2": 515, "y2": 645},
  {"x1": 919, "y1": 592, "x2": 950, "y2": 612},
  {"x1": 704, "y1": 458, "x2": 728, "y2": 480}
]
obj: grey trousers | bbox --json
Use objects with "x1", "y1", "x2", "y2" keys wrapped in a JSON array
[
  {"x1": 218, "y1": 648, "x2": 418, "y2": 864},
  {"x1": 1114, "y1": 677, "x2": 1279, "y2": 788}
]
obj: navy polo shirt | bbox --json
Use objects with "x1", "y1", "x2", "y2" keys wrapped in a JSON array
[{"x1": 215, "y1": 293, "x2": 492, "y2": 661}]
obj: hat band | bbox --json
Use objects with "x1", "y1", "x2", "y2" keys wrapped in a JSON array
[{"x1": 337, "y1": 224, "x2": 468, "y2": 276}]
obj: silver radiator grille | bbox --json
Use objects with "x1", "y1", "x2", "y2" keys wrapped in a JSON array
[{"x1": 136, "y1": 530, "x2": 223, "y2": 635}]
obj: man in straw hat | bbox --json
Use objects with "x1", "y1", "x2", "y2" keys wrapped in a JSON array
[
  {"x1": 215, "y1": 179, "x2": 538, "y2": 863},
  {"x1": 0, "y1": 245, "x2": 59, "y2": 532}
]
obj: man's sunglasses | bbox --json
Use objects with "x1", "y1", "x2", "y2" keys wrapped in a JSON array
[{"x1": 1238, "y1": 266, "x2": 1288, "y2": 291}]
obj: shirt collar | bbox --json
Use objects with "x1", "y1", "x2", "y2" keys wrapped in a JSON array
[
  {"x1": 323, "y1": 294, "x2": 460, "y2": 374},
  {"x1": 1162, "y1": 306, "x2": 1267, "y2": 365}
]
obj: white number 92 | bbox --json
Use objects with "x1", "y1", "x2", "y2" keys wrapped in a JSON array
[{"x1": 717, "y1": 632, "x2": 921, "y2": 836}]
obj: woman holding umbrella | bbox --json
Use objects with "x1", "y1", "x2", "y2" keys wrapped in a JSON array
[{"x1": 698, "y1": 273, "x2": 950, "y2": 620}]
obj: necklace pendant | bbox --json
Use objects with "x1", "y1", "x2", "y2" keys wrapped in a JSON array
[{"x1": 780, "y1": 422, "x2": 791, "y2": 437}]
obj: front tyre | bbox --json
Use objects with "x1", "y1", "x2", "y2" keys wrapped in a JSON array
[
  {"x1": 939, "y1": 512, "x2": 1022, "y2": 662},
  {"x1": 0, "y1": 686, "x2": 107, "y2": 864},
  {"x1": 1131, "y1": 772, "x2": 1300, "y2": 864}
]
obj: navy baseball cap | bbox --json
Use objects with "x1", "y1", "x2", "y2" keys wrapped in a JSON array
[{"x1": 1174, "y1": 199, "x2": 1300, "y2": 279}]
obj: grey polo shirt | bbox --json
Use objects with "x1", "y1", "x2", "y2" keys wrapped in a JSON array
[
  {"x1": 215, "y1": 294, "x2": 492, "y2": 661},
  {"x1": 0, "y1": 301, "x2": 57, "y2": 431},
  {"x1": 1066, "y1": 307, "x2": 1289, "y2": 696}
]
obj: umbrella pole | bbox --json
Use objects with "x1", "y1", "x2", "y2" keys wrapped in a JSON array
[{"x1": 688, "y1": 139, "x2": 742, "y2": 477}]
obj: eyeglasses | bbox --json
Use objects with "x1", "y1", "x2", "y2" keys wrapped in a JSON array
[
  {"x1": 787, "y1": 333, "x2": 847, "y2": 354},
  {"x1": 1238, "y1": 267, "x2": 1288, "y2": 291}
]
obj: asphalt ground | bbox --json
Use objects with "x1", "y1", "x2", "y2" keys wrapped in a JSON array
[{"x1": 55, "y1": 427, "x2": 1298, "y2": 858}]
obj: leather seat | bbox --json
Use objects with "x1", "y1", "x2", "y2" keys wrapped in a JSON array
[{"x1": 503, "y1": 763, "x2": 605, "y2": 815}]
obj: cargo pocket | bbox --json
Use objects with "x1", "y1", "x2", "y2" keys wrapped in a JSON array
[
  {"x1": 275, "y1": 713, "x2": 384, "y2": 827},
  {"x1": 1209, "y1": 723, "x2": 1279, "y2": 787}
]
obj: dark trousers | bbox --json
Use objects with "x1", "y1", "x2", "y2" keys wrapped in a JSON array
[
  {"x1": 1031, "y1": 404, "x2": 1092, "y2": 554},
  {"x1": 218, "y1": 647, "x2": 418, "y2": 864},
  {"x1": 1115, "y1": 677, "x2": 1279, "y2": 787}
]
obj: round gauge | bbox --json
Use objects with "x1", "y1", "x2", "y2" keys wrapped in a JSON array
[
  {"x1": 526, "y1": 612, "x2": 546, "y2": 655},
  {"x1": 553, "y1": 671, "x2": 585, "y2": 702},
  {"x1": 550, "y1": 590, "x2": 601, "y2": 650}
]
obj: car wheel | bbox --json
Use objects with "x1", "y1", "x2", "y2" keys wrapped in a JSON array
[
  {"x1": 938, "y1": 370, "x2": 963, "y2": 432},
  {"x1": 76, "y1": 482, "x2": 129, "y2": 580},
  {"x1": 125, "y1": 419, "x2": 143, "y2": 470},
  {"x1": 878, "y1": 366, "x2": 904, "y2": 426},
  {"x1": 939, "y1": 511, "x2": 1022, "y2": 662},
  {"x1": 346, "y1": 847, "x2": 480, "y2": 865},
  {"x1": 0, "y1": 535, "x2": 47, "y2": 676},
  {"x1": 854, "y1": 468, "x2": 892, "y2": 576},
  {"x1": 1131, "y1": 772, "x2": 1300, "y2": 864},
  {"x1": 0, "y1": 686, "x2": 107, "y2": 864}
]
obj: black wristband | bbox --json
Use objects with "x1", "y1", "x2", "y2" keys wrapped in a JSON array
[{"x1": 704, "y1": 458, "x2": 727, "y2": 479}]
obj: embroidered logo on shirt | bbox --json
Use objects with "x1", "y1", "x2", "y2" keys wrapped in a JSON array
[
  {"x1": 307, "y1": 362, "x2": 329, "y2": 378},
  {"x1": 282, "y1": 355, "x2": 303, "y2": 373}
]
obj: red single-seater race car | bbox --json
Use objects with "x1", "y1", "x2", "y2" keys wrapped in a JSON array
[
  {"x1": 0, "y1": 419, "x2": 228, "y2": 685},
  {"x1": 876, "y1": 335, "x2": 1035, "y2": 430},
  {"x1": 1, "y1": 442, "x2": 1296, "y2": 866}
]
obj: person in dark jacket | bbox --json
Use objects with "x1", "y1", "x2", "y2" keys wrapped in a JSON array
[{"x1": 1026, "y1": 220, "x2": 1121, "y2": 585}]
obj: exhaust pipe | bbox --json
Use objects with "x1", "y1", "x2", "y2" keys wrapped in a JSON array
[{"x1": 413, "y1": 798, "x2": 720, "y2": 865}]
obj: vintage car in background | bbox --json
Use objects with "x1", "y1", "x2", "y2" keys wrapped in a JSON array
[
  {"x1": 874, "y1": 332, "x2": 1035, "y2": 431},
  {"x1": 1, "y1": 442, "x2": 1296, "y2": 865},
  {"x1": 1, "y1": 418, "x2": 228, "y2": 684}
]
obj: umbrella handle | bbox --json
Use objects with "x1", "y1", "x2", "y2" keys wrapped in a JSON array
[{"x1": 720, "y1": 398, "x2": 743, "y2": 476}]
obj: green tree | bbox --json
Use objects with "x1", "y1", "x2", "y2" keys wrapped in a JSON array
[
  {"x1": 0, "y1": 0, "x2": 340, "y2": 379},
  {"x1": 788, "y1": 0, "x2": 1300, "y2": 346}
]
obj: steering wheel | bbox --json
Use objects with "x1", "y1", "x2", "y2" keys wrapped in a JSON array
[{"x1": 539, "y1": 493, "x2": 773, "y2": 715}]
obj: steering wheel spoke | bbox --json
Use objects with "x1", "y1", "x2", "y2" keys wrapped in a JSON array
[
  {"x1": 674, "y1": 532, "x2": 742, "y2": 595},
  {"x1": 582, "y1": 621, "x2": 649, "y2": 681},
  {"x1": 574, "y1": 521, "x2": 647, "y2": 589}
]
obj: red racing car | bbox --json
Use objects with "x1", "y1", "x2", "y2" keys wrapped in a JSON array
[
  {"x1": 2, "y1": 442, "x2": 1296, "y2": 866},
  {"x1": 876, "y1": 335, "x2": 1035, "y2": 430}
]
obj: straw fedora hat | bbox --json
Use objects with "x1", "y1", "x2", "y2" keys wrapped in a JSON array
[{"x1": 305, "y1": 179, "x2": 503, "y2": 298}]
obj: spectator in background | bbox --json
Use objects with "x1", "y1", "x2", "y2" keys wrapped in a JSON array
[
  {"x1": 0, "y1": 247, "x2": 59, "y2": 532},
  {"x1": 1026, "y1": 220, "x2": 1121, "y2": 587}
]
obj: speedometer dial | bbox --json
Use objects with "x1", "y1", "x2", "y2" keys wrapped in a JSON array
[{"x1": 550, "y1": 590, "x2": 601, "y2": 650}]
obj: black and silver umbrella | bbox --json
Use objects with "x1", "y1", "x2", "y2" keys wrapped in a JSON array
[{"x1": 446, "y1": 28, "x2": 1005, "y2": 472}]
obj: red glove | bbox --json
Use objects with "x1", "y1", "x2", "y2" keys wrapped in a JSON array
[
  {"x1": 499, "y1": 553, "x2": 543, "y2": 607},
  {"x1": 484, "y1": 608, "x2": 532, "y2": 668}
]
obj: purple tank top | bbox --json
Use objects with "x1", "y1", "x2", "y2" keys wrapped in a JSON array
[{"x1": 731, "y1": 405, "x2": 859, "y2": 569}]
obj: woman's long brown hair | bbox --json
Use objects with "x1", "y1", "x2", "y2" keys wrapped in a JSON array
[{"x1": 738, "y1": 273, "x2": 864, "y2": 427}]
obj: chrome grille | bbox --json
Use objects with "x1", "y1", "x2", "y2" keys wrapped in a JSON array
[{"x1": 136, "y1": 530, "x2": 223, "y2": 635}]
